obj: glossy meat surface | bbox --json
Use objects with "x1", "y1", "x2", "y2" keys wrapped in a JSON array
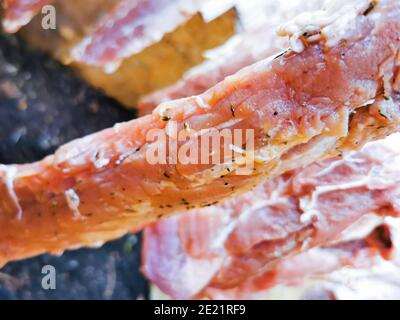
[
  {"x1": 1, "y1": 0, "x2": 400, "y2": 266},
  {"x1": 137, "y1": 0, "x2": 323, "y2": 115}
]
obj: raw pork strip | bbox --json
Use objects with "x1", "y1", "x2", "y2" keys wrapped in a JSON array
[
  {"x1": 1, "y1": 0, "x2": 400, "y2": 266},
  {"x1": 71, "y1": 0, "x2": 235, "y2": 67}
]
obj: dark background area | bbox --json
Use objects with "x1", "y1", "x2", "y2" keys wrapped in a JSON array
[{"x1": 0, "y1": 31, "x2": 149, "y2": 300}]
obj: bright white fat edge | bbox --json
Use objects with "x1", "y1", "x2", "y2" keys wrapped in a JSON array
[
  {"x1": 277, "y1": 0, "x2": 374, "y2": 52},
  {"x1": 0, "y1": 165, "x2": 22, "y2": 220},
  {"x1": 65, "y1": 188, "x2": 83, "y2": 220}
]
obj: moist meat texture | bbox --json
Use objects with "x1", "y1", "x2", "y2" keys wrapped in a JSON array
[
  {"x1": 137, "y1": 0, "x2": 323, "y2": 115},
  {"x1": 1, "y1": 0, "x2": 400, "y2": 266}
]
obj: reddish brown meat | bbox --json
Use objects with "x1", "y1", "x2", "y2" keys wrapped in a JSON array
[{"x1": 203, "y1": 219, "x2": 400, "y2": 300}]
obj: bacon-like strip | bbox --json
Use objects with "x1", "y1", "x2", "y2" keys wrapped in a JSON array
[
  {"x1": 143, "y1": 135, "x2": 400, "y2": 299},
  {"x1": 137, "y1": 25, "x2": 284, "y2": 116},
  {"x1": 1, "y1": 0, "x2": 54, "y2": 33},
  {"x1": 71, "y1": 0, "x2": 234, "y2": 67},
  {"x1": 137, "y1": 0, "x2": 323, "y2": 115},
  {"x1": 1, "y1": 0, "x2": 400, "y2": 266}
]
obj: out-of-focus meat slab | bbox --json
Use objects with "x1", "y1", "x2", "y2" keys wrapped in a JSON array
[
  {"x1": 1, "y1": 0, "x2": 400, "y2": 266},
  {"x1": 17, "y1": 0, "x2": 124, "y2": 63},
  {"x1": 138, "y1": 0, "x2": 323, "y2": 115},
  {"x1": 15, "y1": 0, "x2": 237, "y2": 107},
  {"x1": 301, "y1": 262, "x2": 400, "y2": 300},
  {"x1": 151, "y1": 222, "x2": 400, "y2": 300},
  {"x1": 143, "y1": 134, "x2": 400, "y2": 299},
  {"x1": 203, "y1": 220, "x2": 400, "y2": 299},
  {"x1": 212, "y1": 219, "x2": 400, "y2": 300},
  {"x1": 74, "y1": 8, "x2": 237, "y2": 107},
  {"x1": 1, "y1": 0, "x2": 53, "y2": 33},
  {"x1": 71, "y1": 0, "x2": 234, "y2": 67}
]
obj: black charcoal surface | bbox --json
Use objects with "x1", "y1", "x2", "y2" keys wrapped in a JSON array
[
  {"x1": 0, "y1": 32, "x2": 136, "y2": 164},
  {"x1": 0, "y1": 31, "x2": 148, "y2": 300}
]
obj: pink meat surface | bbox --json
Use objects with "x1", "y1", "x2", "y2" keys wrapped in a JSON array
[
  {"x1": 71, "y1": 0, "x2": 230, "y2": 67},
  {"x1": 137, "y1": 0, "x2": 323, "y2": 115},
  {"x1": 142, "y1": 134, "x2": 400, "y2": 299},
  {"x1": 203, "y1": 219, "x2": 400, "y2": 299},
  {"x1": 1, "y1": 0, "x2": 400, "y2": 267}
]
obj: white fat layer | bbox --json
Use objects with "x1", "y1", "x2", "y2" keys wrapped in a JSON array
[
  {"x1": 300, "y1": 137, "x2": 400, "y2": 224},
  {"x1": 299, "y1": 177, "x2": 371, "y2": 224},
  {"x1": 103, "y1": 61, "x2": 122, "y2": 74},
  {"x1": 0, "y1": 165, "x2": 22, "y2": 220},
  {"x1": 339, "y1": 213, "x2": 383, "y2": 241},
  {"x1": 65, "y1": 189, "x2": 84, "y2": 220},
  {"x1": 154, "y1": 99, "x2": 182, "y2": 117},
  {"x1": 2, "y1": 13, "x2": 33, "y2": 33},
  {"x1": 72, "y1": 0, "x2": 239, "y2": 69},
  {"x1": 210, "y1": 211, "x2": 237, "y2": 251},
  {"x1": 210, "y1": 180, "x2": 290, "y2": 251},
  {"x1": 92, "y1": 150, "x2": 111, "y2": 169},
  {"x1": 277, "y1": 0, "x2": 376, "y2": 52},
  {"x1": 279, "y1": 136, "x2": 339, "y2": 174},
  {"x1": 194, "y1": 96, "x2": 211, "y2": 109}
]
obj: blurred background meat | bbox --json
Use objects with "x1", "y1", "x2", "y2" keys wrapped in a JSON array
[
  {"x1": 8, "y1": 0, "x2": 237, "y2": 107},
  {"x1": 1, "y1": 0, "x2": 53, "y2": 32},
  {"x1": 2, "y1": 0, "x2": 400, "y2": 300},
  {"x1": 3, "y1": 0, "x2": 323, "y2": 112},
  {"x1": 143, "y1": 135, "x2": 400, "y2": 299},
  {"x1": 137, "y1": 0, "x2": 323, "y2": 115}
]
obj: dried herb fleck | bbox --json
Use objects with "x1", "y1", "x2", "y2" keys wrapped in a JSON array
[
  {"x1": 363, "y1": 1, "x2": 377, "y2": 16},
  {"x1": 379, "y1": 111, "x2": 389, "y2": 120},
  {"x1": 230, "y1": 103, "x2": 236, "y2": 117},
  {"x1": 273, "y1": 49, "x2": 290, "y2": 60},
  {"x1": 163, "y1": 171, "x2": 171, "y2": 179}
]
